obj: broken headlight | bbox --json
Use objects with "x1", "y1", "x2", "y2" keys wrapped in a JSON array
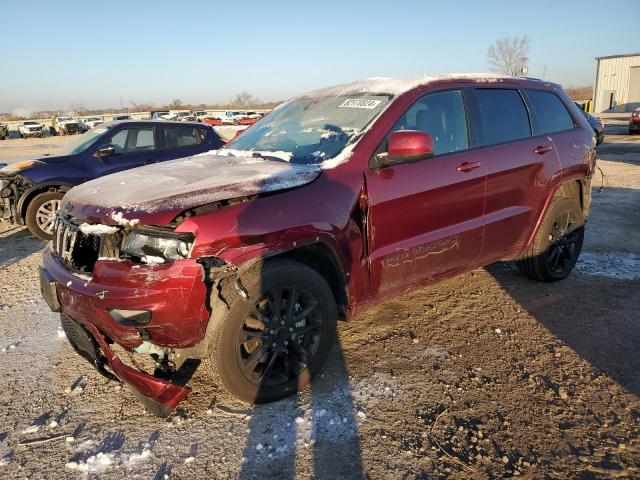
[{"x1": 121, "y1": 231, "x2": 193, "y2": 263}]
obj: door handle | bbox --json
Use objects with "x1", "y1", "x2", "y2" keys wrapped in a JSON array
[
  {"x1": 533, "y1": 145, "x2": 553, "y2": 155},
  {"x1": 456, "y1": 161, "x2": 482, "y2": 172}
]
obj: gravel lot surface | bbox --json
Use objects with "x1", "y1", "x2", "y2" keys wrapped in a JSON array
[{"x1": 0, "y1": 124, "x2": 638, "y2": 479}]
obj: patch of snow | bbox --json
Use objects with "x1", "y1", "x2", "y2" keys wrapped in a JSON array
[
  {"x1": 218, "y1": 148, "x2": 293, "y2": 163},
  {"x1": 302, "y1": 73, "x2": 518, "y2": 98},
  {"x1": 126, "y1": 449, "x2": 152, "y2": 465},
  {"x1": 141, "y1": 255, "x2": 165, "y2": 265},
  {"x1": 21, "y1": 424, "x2": 40, "y2": 434},
  {"x1": 110, "y1": 211, "x2": 140, "y2": 228},
  {"x1": 66, "y1": 452, "x2": 114, "y2": 473},
  {"x1": 64, "y1": 155, "x2": 321, "y2": 213},
  {"x1": 184, "y1": 456, "x2": 195, "y2": 463},
  {"x1": 575, "y1": 250, "x2": 640, "y2": 280},
  {"x1": 78, "y1": 223, "x2": 118, "y2": 236}
]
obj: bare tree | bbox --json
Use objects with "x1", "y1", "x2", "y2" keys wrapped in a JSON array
[
  {"x1": 487, "y1": 36, "x2": 530, "y2": 76},
  {"x1": 231, "y1": 91, "x2": 259, "y2": 106},
  {"x1": 168, "y1": 98, "x2": 184, "y2": 109}
]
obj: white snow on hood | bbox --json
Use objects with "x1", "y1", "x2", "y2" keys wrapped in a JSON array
[{"x1": 63, "y1": 153, "x2": 321, "y2": 213}]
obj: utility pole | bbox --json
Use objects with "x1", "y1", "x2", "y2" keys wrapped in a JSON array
[{"x1": 543, "y1": 65, "x2": 548, "y2": 80}]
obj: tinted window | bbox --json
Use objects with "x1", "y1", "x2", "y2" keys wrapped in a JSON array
[
  {"x1": 526, "y1": 89, "x2": 575, "y2": 135},
  {"x1": 164, "y1": 126, "x2": 205, "y2": 148},
  {"x1": 475, "y1": 89, "x2": 531, "y2": 145},
  {"x1": 390, "y1": 90, "x2": 469, "y2": 156},
  {"x1": 109, "y1": 128, "x2": 156, "y2": 154}
]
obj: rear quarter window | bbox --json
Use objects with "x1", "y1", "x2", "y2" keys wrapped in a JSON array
[
  {"x1": 475, "y1": 89, "x2": 531, "y2": 146},
  {"x1": 526, "y1": 89, "x2": 575, "y2": 135},
  {"x1": 164, "y1": 126, "x2": 205, "y2": 148}
]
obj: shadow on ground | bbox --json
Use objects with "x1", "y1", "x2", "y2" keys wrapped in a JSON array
[
  {"x1": 487, "y1": 261, "x2": 640, "y2": 398},
  {"x1": 0, "y1": 226, "x2": 44, "y2": 269}
]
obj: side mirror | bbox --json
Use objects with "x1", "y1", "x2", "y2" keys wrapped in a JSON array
[
  {"x1": 376, "y1": 130, "x2": 434, "y2": 168},
  {"x1": 94, "y1": 144, "x2": 116, "y2": 158}
]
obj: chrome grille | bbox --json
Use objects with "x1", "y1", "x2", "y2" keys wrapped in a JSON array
[{"x1": 52, "y1": 215, "x2": 78, "y2": 263}]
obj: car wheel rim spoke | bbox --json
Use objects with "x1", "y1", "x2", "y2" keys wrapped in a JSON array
[{"x1": 236, "y1": 284, "x2": 323, "y2": 387}]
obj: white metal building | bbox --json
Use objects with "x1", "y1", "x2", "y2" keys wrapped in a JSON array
[{"x1": 593, "y1": 53, "x2": 640, "y2": 113}]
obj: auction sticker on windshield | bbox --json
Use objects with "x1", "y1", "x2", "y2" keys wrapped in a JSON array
[{"x1": 338, "y1": 98, "x2": 382, "y2": 109}]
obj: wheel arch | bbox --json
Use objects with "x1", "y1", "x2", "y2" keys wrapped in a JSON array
[
  {"x1": 17, "y1": 182, "x2": 73, "y2": 220},
  {"x1": 274, "y1": 243, "x2": 350, "y2": 320}
]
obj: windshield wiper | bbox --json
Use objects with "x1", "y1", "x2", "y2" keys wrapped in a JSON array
[{"x1": 250, "y1": 152, "x2": 289, "y2": 163}]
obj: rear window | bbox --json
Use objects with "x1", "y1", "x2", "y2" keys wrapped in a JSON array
[
  {"x1": 475, "y1": 89, "x2": 531, "y2": 146},
  {"x1": 526, "y1": 89, "x2": 575, "y2": 135},
  {"x1": 164, "y1": 126, "x2": 205, "y2": 148}
]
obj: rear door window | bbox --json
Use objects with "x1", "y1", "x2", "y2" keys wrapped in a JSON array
[
  {"x1": 164, "y1": 126, "x2": 205, "y2": 148},
  {"x1": 389, "y1": 89, "x2": 469, "y2": 156},
  {"x1": 526, "y1": 89, "x2": 575, "y2": 135},
  {"x1": 475, "y1": 89, "x2": 531, "y2": 146},
  {"x1": 109, "y1": 127, "x2": 156, "y2": 154}
]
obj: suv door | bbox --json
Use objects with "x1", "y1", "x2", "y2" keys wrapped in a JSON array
[
  {"x1": 86, "y1": 125, "x2": 160, "y2": 179},
  {"x1": 365, "y1": 89, "x2": 486, "y2": 296},
  {"x1": 161, "y1": 125, "x2": 210, "y2": 161},
  {"x1": 469, "y1": 88, "x2": 560, "y2": 260}
]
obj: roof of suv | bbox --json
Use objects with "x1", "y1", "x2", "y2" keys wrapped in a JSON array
[{"x1": 304, "y1": 74, "x2": 554, "y2": 98}]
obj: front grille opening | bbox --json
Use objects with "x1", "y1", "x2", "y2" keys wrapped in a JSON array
[
  {"x1": 53, "y1": 215, "x2": 121, "y2": 275},
  {"x1": 71, "y1": 233, "x2": 100, "y2": 273}
]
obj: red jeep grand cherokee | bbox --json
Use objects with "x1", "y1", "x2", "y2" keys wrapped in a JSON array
[{"x1": 40, "y1": 75, "x2": 596, "y2": 415}]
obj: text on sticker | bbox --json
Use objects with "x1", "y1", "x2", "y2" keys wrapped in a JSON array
[{"x1": 338, "y1": 99, "x2": 382, "y2": 109}]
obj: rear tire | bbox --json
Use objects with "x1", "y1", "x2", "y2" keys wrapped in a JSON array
[
  {"x1": 516, "y1": 197, "x2": 584, "y2": 282},
  {"x1": 207, "y1": 258, "x2": 337, "y2": 404},
  {"x1": 25, "y1": 191, "x2": 64, "y2": 241}
]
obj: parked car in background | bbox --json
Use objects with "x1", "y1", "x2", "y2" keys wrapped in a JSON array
[
  {"x1": 112, "y1": 114, "x2": 132, "y2": 121},
  {"x1": 203, "y1": 116, "x2": 223, "y2": 126},
  {"x1": 580, "y1": 110, "x2": 604, "y2": 145},
  {"x1": 0, "y1": 120, "x2": 225, "y2": 240},
  {"x1": 79, "y1": 116, "x2": 104, "y2": 132},
  {"x1": 39, "y1": 75, "x2": 596, "y2": 415},
  {"x1": 237, "y1": 111, "x2": 261, "y2": 125},
  {"x1": 194, "y1": 111, "x2": 209, "y2": 122},
  {"x1": 218, "y1": 111, "x2": 243, "y2": 124},
  {"x1": 178, "y1": 113, "x2": 197, "y2": 122},
  {"x1": 151, "y1": 111, "x2": 170, "y2": 120},
  {"x1": 0, "y1": 122, "x2": 9, "y2": 140},
  {"x1": 52, "y1": 116, "x2": 80, "y2": 136},
  {"x1": 17, "y1": 121, "x2": 45, "y2": 138},
  {"x1": 630, "y1": 108, "x2": 640, "y2": 134}
]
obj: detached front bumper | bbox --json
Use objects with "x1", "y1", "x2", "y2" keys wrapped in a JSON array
[{"x1": 41, "y1": 247, "x2": 211, "y2": 413}]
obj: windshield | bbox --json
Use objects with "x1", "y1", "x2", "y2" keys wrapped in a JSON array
[
  {"x1": 24, "y1": 121, "x2": 39, "y2": 125},
  {"x1": 86, "y1": 117, "x2": 100, "y2": 121},
  {"x1": 56, "y1": 127, "x2": 111, "y2": 155},
  {"x1": 226, "y1": 94, "x2": 390, "y2": 164},
  {"x1": 58, "y1": 117, "x2": 71, "y2": 121}
]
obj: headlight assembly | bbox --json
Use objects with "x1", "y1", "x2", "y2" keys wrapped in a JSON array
[{"x1": 121, "y1": 231, "x2": 193, "y2": 263}]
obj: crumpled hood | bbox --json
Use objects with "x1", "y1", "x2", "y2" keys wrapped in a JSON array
[{"x1": 62, "y1": 153, "x2": 322, "y2": 226}]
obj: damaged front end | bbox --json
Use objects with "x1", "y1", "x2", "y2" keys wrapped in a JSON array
[
  {"x1": 0, "y1": 173, "x2": 32, "y2": 223},
  {"x1": 41, "y1": 211, "x2": 218, "y2": 416}
]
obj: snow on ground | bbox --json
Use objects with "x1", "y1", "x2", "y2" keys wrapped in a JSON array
[{"x1": 575, "y1": 250, "x2": 640, "y2": 280}]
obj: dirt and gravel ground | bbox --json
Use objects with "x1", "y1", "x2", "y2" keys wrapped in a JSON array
[{"x1": 0, "y1": 121, "x2": 638, "y2": 479}]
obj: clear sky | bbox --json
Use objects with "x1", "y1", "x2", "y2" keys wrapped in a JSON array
[{"x1": 1, "y1": 0, "x2": 638, "y2": 113}]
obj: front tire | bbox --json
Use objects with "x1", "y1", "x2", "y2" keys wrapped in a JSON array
[
  {"x1": 207, "y1": 258, "x2": 337, "y2": 404},
  {"x1": 516, "y1": 197, "x2": 584, "y2": 282},
  {"x1": 25, "y1": 191, "x2": 64, "y2": 241}
]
